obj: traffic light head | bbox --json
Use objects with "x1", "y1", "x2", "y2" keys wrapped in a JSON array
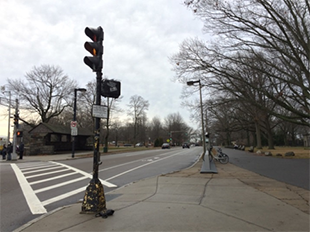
[
  {"x1": 84, "y1": 41, "x2": 103, "y2": 56},
  {"x1": 16, "y1": 131, "x2": 23, "y2": 137},
  {"x1": 84, "y1": 26, "x2": 104, "y2": 72},
  {"x1": 83, "y1": 56, "x2": 103, "y2": 72},
  {"x1": 13, "y1": 114, "x2": 19, "y2": 125},
  {"x1": 85, "y1": 27, "x2": 104, "y2": 42}
]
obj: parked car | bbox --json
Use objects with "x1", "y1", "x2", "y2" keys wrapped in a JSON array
[
  {"x1": 135, "y1": 143, "x2": 143, "y2": 147},
  {"x1": 182, "y1": 143, "x2": 190, "y2": 148},
  {"x1": 161, "y1": 143, "x2": 170, "y2": 149}
]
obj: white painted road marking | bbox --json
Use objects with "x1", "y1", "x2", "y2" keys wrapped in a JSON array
[
  {"x1": 50, "y1": 161, "x2": 117, "y2": 188},
  {"x1": 41, "y1": 186, "x2": 86, "y2": 206},
  {"x1": 30, "y1": 172, "x2": 77, "y2": 185},
  {"x1": 34, "y1": 176, "x2": 88, "y2": 193},
  {"x1": 11, "y1": 161, "x2": 117, "y2": 214},
  {"x1": 11, "y1": 164, "x2": 47, "y2": 214},
  {"x1": 105, "y1": 151, "x2": 183, "y2": 181},
  {"x1": 11, "y1": 152, "x2": 185, "y2": 215}
]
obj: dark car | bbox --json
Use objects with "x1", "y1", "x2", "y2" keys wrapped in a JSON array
[
  {"x1": 161, "y1": 143, "x2": 170, "y2": 149},
  {"x1": 182, "y1": 143, "x2": 190, "y2": 148}
]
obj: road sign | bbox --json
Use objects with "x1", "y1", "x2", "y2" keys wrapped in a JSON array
[
  {"x1": 71, "y1": 128, "x2": 78, "y2": 136},
  {"x1": 71, "y1": 121, "x2": 77, "y2": 128},
  {"x1": 92, "y1": 105, "x2": 108, "y2": 118}
]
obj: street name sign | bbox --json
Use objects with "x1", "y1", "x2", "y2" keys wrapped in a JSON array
[{"x1": 92, "y1": 105, "x2": 108, "y2": 118}]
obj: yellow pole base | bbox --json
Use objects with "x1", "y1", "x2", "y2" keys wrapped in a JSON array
[{"x1": 81, "y1": 178, "x2": 106, "y2": 213}]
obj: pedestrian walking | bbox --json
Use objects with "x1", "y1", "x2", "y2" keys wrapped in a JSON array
[
  {"x1": 7, "y1": 143, "x2": 13, "y2": 160},
  {"x1": 1, "y1": 144, "x2": 7, "y2": 160},
  {"x1": 19, "y1": 142, "x2": 24, "y2": 159}
]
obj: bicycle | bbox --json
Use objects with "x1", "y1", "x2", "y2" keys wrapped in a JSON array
[{"x1": 209, "y1": 147, "x2": 229, "y2": 164}]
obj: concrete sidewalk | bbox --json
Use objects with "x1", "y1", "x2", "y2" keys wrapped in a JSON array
[{"x1": 14, "y1": 157, "x2": 309, "y2": 231}]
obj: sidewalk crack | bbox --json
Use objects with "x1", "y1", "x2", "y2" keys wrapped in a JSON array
[
  {"x1": 114, "y1": 176, "x2": 160, "y2": 211},
  {"x1": 198, "y1": 175, "x2": 213, "y2": 205}
]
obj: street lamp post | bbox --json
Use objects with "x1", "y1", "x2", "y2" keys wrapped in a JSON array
[
  {"x1": 72, "y1": 88, "x2": 87, "y2": 158},
  {"x1": 1, "y1": 86, "x2": 11, "y2": 147},
  {"x1": 187, "y1": 80, "x2": 217, "y2": 173},
  {"x1": 187, "y1": 80, "x2": 206, "y2": 157}
]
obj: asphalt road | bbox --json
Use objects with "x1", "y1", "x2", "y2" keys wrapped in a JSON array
[
  {"x1": 2, "y1": 146, "x2": 308, "y2": 232},
  {"x1": 0, "y1": 147, "x2": 200, "y2": 232},
  {"x1": 221, "y1": 147, "x2": 309, "y2": 190}
]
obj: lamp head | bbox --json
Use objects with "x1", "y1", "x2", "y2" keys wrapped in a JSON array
[
  {"x1": 75, "y1": 88, "x2": 87, "y2": 93},
  {"x1": 186, "y1": 80, "x2": 200, "y2": 86}
]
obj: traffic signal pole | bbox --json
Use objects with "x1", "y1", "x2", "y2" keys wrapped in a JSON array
[
  {"x1": 93, "y1": 71, "x2": 102, "y2": 180},
  {"x1": 81, "y1": 26, "x2": 114, "y2": 218},
  {"x1": 11, "y1": 99, "x2": 19, "y2": 161},
  {"x1": 81, "y1": 71, "x2": 107, "y2": 214},
  {"x1": 7, "y1": 90, "x2": 11, "y2": 148}
]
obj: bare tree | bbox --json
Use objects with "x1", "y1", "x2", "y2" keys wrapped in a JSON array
[
  {"x1": 8, "y1": 65, "x2": 77, "y2": 124},
  {"x1": 149, "y1": 116, "x2": 163, "y2": 143},
  {"x1": 172, "y1": 0, "x2": 310, "y2": 127},
  {"x1": 171, "y1": 0, "x2": 310, "y2": 148},
  {"x1": 127, "y1": 95, "x2": 149, "y2": 145},
  {"x1": 164, "y1": 112, "x2": 190, "y2": 145}
]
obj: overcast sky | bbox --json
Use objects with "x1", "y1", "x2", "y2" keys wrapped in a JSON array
[{"x1": 0, "y1": 0, "x2": 205, "y2": 137}]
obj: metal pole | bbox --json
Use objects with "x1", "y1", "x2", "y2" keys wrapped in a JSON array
[
  {"x1": 7, "y1": 91, "x2": 11, "y2": 146},
  {"x1": 186, "y1": 80, "x2": 216, "y2": 173},
  {"x1": 11, "y1": 99, "x2": 18, "y2": 161},
  {"x1": 81, "y1": 71, "x2": 110, "y2": 214},
  {"x1": 72, "y1": 89, "x2": 77, "y2": 158},
  {"x1": 199, "y1": 81, "x2": 217, "y2": 173},
  {"x1": 199, "y1": 80, "x2": 206, "y2": 159},
  {"x1": 93, "y1": 71, "x2": 102, "y2": 179}
]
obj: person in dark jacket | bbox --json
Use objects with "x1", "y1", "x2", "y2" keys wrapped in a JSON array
[
  {"x1": 7, "y1": 143, "x2": 13, "y2": 160},
  {"x1": 19, "y1": 142, "x2": 24, "y2": 159},
  {"x1": 1, "y1": 144, "x2": 7, "y2": 160}
]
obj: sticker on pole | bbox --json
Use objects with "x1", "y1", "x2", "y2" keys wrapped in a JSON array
[
  {"x1": 71, "y1": 121, "x2": 77, "y2": 129},
  {"x1": 92, "y1": 105, "x2": 108, "y2": 118}
]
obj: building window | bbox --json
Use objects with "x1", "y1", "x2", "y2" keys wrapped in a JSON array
[
  {"x1": 61, "y1": 135, "x2": 68, "y2": 142},
  {"x1": 50, "y1": 134, "x2": 60, "y2": 142}
]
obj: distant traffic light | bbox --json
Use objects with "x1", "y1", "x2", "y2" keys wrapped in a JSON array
[
  {"x1": 13, "y1": 114, "x2": 19, "y2": 126},
  {"x1": 101, "y1": 79, "x2": 121, "y2": 98},
  {"x1": 16, "y1": 131, "x2": 23, "y2": 137},
  {"x1": 83, "y1": 26, "x2": 104, "y2": 72}
]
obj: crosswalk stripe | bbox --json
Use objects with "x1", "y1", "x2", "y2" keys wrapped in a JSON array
[
  {"x1": 26, "y1": 169, "x2": 70, "y2": 179},
  {"x1": 41, "y1": 186, "x2": 86, "y2": 206},
  {"x1": 12, "y1": 161, "x2": 117, "y2": 214},
  {"x1": 23, "y1": 166, "x2": 63, "y2": 174},
  {"x1": 19, "y1": 163, "x2": 58, "y2": 171},
  {"x1": 50, "y1": 161, "x2": 117, "y2": 188},
  {"x1": 34, "y1": 176, "x2": 88, "y2": 193},
  {"x1": 30, "y1": 172, "x2": 77, "y2": 185},
  {"x1": 11, "y1": 164, "x2": 47, "y2": 214}
]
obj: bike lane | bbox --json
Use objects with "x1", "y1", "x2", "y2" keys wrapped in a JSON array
[{"x1": 222, "y1": 148, "x2": 309, "y2": 190}]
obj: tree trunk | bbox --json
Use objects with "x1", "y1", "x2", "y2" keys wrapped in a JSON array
[{"x1": 255, "y1": 121, "x2": 262, "y2": 149}]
